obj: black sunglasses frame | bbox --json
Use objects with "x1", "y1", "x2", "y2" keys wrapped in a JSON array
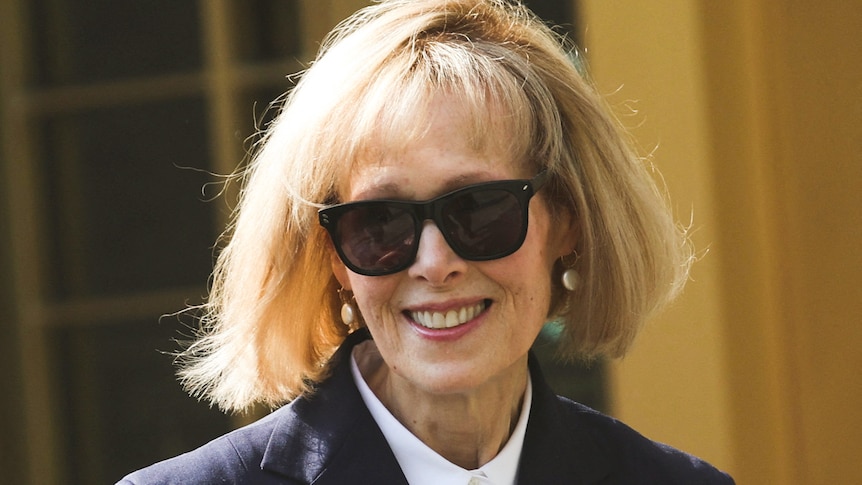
[{"x1": 319, "y1": 170, "x2": 549, "y2": 276}]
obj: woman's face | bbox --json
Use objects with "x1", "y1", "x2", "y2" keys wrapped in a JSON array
[{"x1": 331, "y1": 97, "x2": 574, "y2": 396}]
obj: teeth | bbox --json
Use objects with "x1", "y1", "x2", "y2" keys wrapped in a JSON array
[{"x1": 411, "y1": 301, "x2": 486, "y2": 329}]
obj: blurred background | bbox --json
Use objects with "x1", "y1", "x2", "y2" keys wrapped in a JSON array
[{"x1": 0, "y1": 1, "x2": 859, "y2": 484}]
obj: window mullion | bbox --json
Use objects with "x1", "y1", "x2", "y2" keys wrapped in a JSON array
[
  {"x1": 0, "y1": 0, "x2": 64, "y2": 482},
  {"x1": 200, "y1": 0, "x2": 243, "y2": 178}
]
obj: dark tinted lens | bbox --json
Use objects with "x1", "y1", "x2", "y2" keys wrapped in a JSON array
[
  {"x1": 440, "y1": 188, "x2": 523, "y2": 258},
  {"x1": 337, "y1": 204, "x2": 416, "y2": 273}
]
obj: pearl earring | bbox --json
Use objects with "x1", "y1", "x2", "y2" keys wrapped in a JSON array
[
  {"x1": 560, "y1": 249, "x2": 581, "y2": 292},
  {"x1": 341, "y1": 302, "x2": 356, "y2": 327},
  {"x1": 561, "y1": 268, "x2": 581, "y2": 292},
  {"x1": 338, "y1": 288, "x2": 357, "y2": 328}
]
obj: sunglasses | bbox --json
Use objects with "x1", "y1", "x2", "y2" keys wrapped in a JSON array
[{"x1": 319, "y1": 170, "x2": 549, "y2": 276}]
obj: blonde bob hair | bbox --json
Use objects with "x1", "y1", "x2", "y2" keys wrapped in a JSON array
[{"x1": 179, "y1": 0, "x2": 693, "y2": 412}]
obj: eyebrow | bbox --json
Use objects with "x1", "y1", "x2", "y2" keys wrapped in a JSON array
[
  {"x1": 350, "y1": 171, "x2": 495, "y2": 202},
  {"x1": 350, "y1": 182, "x2": 408, "y2": 201}
]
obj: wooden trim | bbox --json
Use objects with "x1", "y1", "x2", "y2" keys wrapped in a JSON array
[
  {"x1": 200, "y1": 0, "x2": 242, "y2": 177},
  {"x1": 23, "y1": 73, "x2": 207, "y2": 114},
  {"x1": 1, "y1": 0, "x2": 62, "y2": 481},
  {"x1": 42, "y1": 287, "x2": 206, "y2": 327}
]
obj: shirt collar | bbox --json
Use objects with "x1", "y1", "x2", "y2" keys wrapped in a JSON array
[{"x1": 351, "y1": 341, "x2": 531, "y2": 485}]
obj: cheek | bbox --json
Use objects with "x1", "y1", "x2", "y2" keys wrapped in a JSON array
[
  {"x1": 349, "y1": 274, "x2": 400, "y2": 322},
  {"x1": 494, "y1": 243, "x2": 554, "y2": 313}
]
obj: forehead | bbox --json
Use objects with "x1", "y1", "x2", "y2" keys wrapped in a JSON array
[
  {"x1": 342, "y1": 93, "x2": 527, "y2": 200},
  {"x1": 374, "y1": 87, "x2": 520, "y2": 151},
  {"x1": 308, "y1": 29, "x2": 558, "y2": 205}
]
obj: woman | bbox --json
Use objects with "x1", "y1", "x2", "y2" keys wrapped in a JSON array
[{"x1": 121, "y1": 0, "x2": 733, "y2": 483}]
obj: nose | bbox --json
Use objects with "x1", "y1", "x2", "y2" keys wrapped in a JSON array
[{"x1": 407, "y1": 221, "x2": 468, "y2": 285}]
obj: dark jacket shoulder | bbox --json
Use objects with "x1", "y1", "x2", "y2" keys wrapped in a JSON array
[
  {"x1": 531, "y1": 391, "x2": 735, "y2": 484},
  {"x1": 118, "y1": 329, "x2": 404, "y2": 485},
  {"x1": 117, "y1": 407, "x2": 288, "y2": 484},
  {"x1": 120, "y1": 330, "x2": 734, "y2": 484}
]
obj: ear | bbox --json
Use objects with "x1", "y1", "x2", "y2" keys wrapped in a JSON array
[
  {"x1": 551, "y1": 208, "x2": 581, "y2": 259},
  {"x1": 327, "y1": 241, "x2": 352, "y2": 290}
]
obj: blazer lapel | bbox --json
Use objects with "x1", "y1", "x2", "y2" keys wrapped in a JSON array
[
  {"x1": 256, "y1": 333, "x2": 609, "y2": 484},
  {"x1": 260, "y1": 329, "x2": 409, "y2": 485},
  {"x1": 517, "y1": 353, "x2": 612, "y2": 484}
]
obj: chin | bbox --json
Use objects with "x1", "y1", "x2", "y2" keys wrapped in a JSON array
[{"x1": 400, "y1": 359, "x2": 510, "y2": 396}]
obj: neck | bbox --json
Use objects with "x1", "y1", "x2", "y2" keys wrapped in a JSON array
[{"x1": 356, "y1": 345, "x2": 529, "y2": 470}]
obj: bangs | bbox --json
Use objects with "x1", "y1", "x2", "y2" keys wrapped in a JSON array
[{"x1": 327, "y1": 38, "x2": 547, "y2": 196}]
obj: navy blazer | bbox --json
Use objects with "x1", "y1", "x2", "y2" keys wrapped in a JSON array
[{"x1": 120, "y1": 329, "x2": 734, "y2": 484}]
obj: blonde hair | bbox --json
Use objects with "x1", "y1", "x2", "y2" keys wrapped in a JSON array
[{"x1": 179, "y1": 0, "x2": 692, "y2": 412}]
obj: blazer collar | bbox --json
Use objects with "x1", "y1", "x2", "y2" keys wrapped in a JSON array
[
  {"x1": 259, "y1": 328, "x2": 612, "y2": 484},
  {"x1": 517, "y1": 352, "x2": 613, "y2": 484},
  {"x1": 260, "y1": 328, "x2": 409, "y2": 484}
]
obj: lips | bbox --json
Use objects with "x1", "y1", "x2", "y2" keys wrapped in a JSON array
[{"x1": 409, "y1": 300, "x2": 488, "y2": 329}]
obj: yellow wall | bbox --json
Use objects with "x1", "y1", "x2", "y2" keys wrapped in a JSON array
[{"x1": 581, "y1": 1, "x2": 862, "y2": 483}]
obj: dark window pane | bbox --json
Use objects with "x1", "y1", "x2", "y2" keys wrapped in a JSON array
[
  {"x1": 234, "y1": 0, "x2": 303, "y2": 62},
  {"x1": 51, "y1": 317, "x2": 232, "y2": 485},
  {"x1": 29, "y1": 0, "x2": 202, "y2": 85},
  {"x1": 239, "y1": 86, "x2": 289, "y2": 150},
  {"x1": 524, "y1": 0, "x2": 578, "y2": 40},
  {"x1": 524, "y1": 0, "x2": 575, "y2": 25},
  {"x1": 40, "y1": 97, "x2": 216, "y2": 299}
]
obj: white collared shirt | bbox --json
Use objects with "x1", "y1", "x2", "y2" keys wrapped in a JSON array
[{"x1": 350, "y1": 343, "x2": 532, "y2": 485}]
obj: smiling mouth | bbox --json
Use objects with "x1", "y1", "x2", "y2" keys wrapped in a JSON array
[{"x1": 409, "y1": 300, "x2": 489, "y2": 329}]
